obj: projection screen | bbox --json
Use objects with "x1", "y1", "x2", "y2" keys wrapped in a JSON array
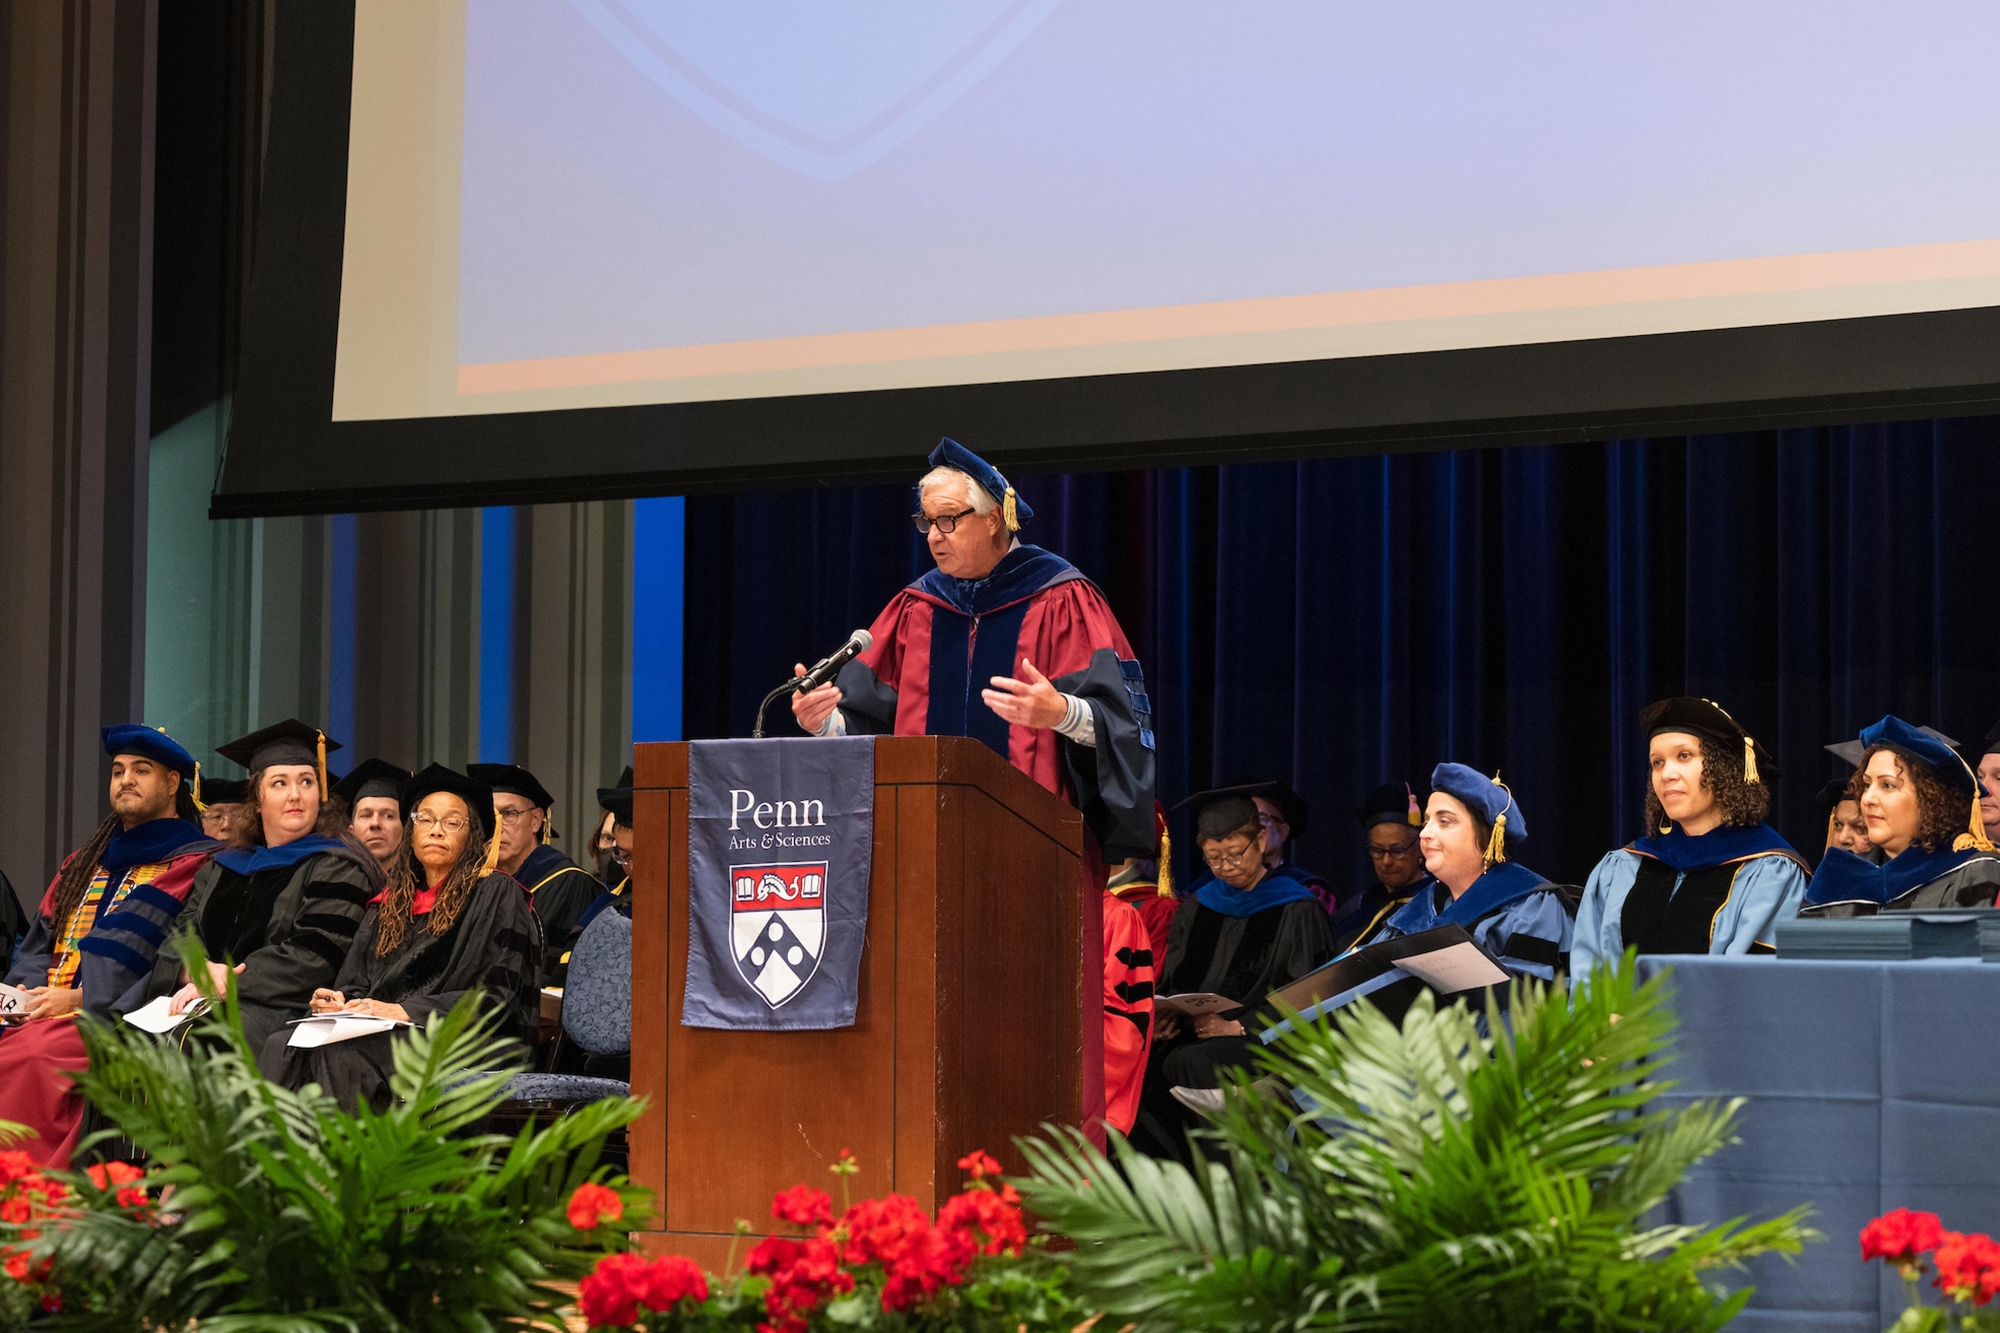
[{"x1": 217, "y1": 0, "x2": 2000, "y2": 514}]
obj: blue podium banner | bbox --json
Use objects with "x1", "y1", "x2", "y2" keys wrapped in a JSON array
[{"x1": 683, "y1": 736, "x2": 874, "y2": 1030}]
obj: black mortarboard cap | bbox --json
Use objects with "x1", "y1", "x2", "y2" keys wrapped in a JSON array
[
  {"x1": 215, "y1": 720, "x2": 338, "y2": 792},
  {"x1": 1356, "y1": 780, "x2": 1424, "y2": 831},
  {"x1": 1171, "y1": 783, "x2": 1270, "y2": 842},
  {"x1": 1221, "y1": 775, "x2": 1309, "y2": 840},
  {"x1": 333, "y1": 758, "x2": 412, "y2": 808},
  {"x1": 465, "y1": 763, "x2": 556, "y2": 810},
  {"x1": 399, "y1": 763, "x2": 498, "y2": 840},
  {"x1": 199, "y1": 777, "x2": 247, "y2": 805},
  {"x1": 597, "y1": 784, "x2": 634, "y2": 827},
  {"x1": 1638, "y1": 697, "x2": 1778, "y2": 782},
  {"x1": 1984, "y1": 719, "x2": 2000, "y2": 758}
]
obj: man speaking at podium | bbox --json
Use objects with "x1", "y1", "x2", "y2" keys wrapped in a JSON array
[{"x1": 790, "y1": 438, "x2": 1158, "y2": 1135}]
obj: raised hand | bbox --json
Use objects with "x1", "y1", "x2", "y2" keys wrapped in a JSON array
[{"x1": 981, "y1": 657, "x2": 1067, "y2": 730}]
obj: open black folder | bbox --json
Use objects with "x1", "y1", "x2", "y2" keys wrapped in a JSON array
[{"x1": 1154, "y1": 924, "x2": 1512, "y2": 1031}]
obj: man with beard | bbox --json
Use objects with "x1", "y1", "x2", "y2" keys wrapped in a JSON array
[{"x1": 0, "y1": 727, "x2": 215, "y2": 1162}]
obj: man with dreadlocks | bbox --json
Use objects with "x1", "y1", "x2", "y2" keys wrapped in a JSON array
[
  {"x1": 261, "y1": 763, "x2": 539, "y2": 1110},
  {"x1": 0, "y1": 726, "x2": 215, "y2": 1164}
]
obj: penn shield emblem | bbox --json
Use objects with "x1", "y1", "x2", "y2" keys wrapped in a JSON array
[
  {"x1": 566, "y1": 0, "x2": 1066, "y2": 181},
  {"x1": 730, "y1": 862, "x2": 827, "y2": 1007}
]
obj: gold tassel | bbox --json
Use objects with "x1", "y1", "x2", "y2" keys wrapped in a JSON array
[
  {"x1": 315, "y1": 730, "x2": 327, "y2": 798},
  {"x1": 192, "y1": 761, "x2": 206, "y2": 814},
  {"x1": 1405, "y1": 782, "x2": 1421, "y2": 827},
  {"x1": 541, "y1": 814, "x2": 553, "y2": 845},
  {"x1": 1157, "y1": 823, "x2": 1174, "y2": 898},
  {"x1": 1825, "y1": 808, "x2": 1838, "y2": 849},
  {"x1": 1483, "y1": 771, "x2": 1511, "y2": 867},
  {"x1": 1743, "y1": 736, "x2": 1761, "y2": 785},
  {"x1": 1951, "y1": 751, "x2": 1994, "y2": 852},
  {"x1": 1002, "y1": 486, "x2": 1020, "y2": 532},
  {"x1": 481, "y1": 806, "x2": 504, "y2": 875}
]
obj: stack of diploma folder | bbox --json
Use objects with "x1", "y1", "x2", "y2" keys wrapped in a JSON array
[{"x1": 1774, "y1": 910, "x2": 2000, "y2": 961}]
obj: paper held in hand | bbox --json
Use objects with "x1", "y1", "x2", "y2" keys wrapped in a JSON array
[
  {"x1": 0, "y1": 982, "x2": 30, "y2": 1017},
  {"x1": 122, "y1": 994, "x2": 207, "y2": 1034},
  {"x1": 287, "y1": 1013, "x2": 409, "y2": 1049},
  {"x1": 1151, "y1": 991, "x2": 1243, "y2": 1018}
]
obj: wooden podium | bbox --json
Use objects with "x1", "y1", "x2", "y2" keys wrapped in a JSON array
[{"x1": 628, "y1": 737, "x2": 1086, "y2": 1262}]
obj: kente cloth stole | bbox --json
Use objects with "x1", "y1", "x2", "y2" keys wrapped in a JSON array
[{"x1": 49, "y1": 862, "x2": 160, "y2": 987}]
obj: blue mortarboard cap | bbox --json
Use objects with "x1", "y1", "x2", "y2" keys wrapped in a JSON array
[
  {"x1": 102, "y1": 725, "x2": 197, "y2": 779},
  {"x1": 1430, "y1": 761, "x2": 1527, "y2": 857},
  {"x1": 926, "y1": 437, "x2": 1031, "y2": 531},
  {"x1": 1859, "y1": 715, "x2": 1979, "y2": 797}
]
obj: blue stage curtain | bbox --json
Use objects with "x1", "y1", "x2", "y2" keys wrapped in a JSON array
[{"x1": 682, "y1": 417, "x2": 2000, "y2": 891}]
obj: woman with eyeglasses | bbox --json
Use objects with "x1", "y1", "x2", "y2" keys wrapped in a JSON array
[
  {"x1": 1360, "y1": 763, "x2": 1573, "y2": 985},
  {"x1": 1572, "y1": 699, "x2": 1807, "y2": 986},
  {"x1": 1129, "y1": 784, "x2": 1335, "y2": 1161},
  {"x1": 262, "y1": 764, "x2": 539, "y2": 1108},
  {"x1": 140, "y1": 720, "x2": 383, "y2": 1055}
]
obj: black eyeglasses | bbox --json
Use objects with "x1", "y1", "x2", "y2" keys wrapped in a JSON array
[
  {"x1": 1368, "y1": 840, "x2": 1419, "y2": 860},
  {"x1": 911, "y1": 508, "x2": 977, "y2": 535}
]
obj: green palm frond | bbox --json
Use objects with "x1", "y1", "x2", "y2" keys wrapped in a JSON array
[
  {"x1": 31, "y1": 943, "x2": 647, "y2": 1333},
  {"x1": 1017, "y1": 951, "x2": 1814, "y2": 1332}
]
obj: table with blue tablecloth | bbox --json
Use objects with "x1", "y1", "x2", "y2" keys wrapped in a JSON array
[{"x1": 1643, "y1": 955, "x2": 2000, "y2": 1332}]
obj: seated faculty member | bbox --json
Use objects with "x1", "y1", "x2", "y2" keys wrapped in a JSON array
[
  {"x1": 143, "y1": 721, "x2": 381, "y2": 1053},
  {"x1": 0, "y1": 726, "x2": 215, "y2": 1164},
  {"x1": 198, "y1": 776, "x2": 247, "y2": 842},
  {"x1": 1332, "y1": 780, "x2": 1434, "y2": 954},
  {"x1": 334, "y1": 758, "x2": 411, "y2": 880},
  {"x1": 1803, "y1": 716, "x2": 2000, "y2": 915},
  {"x1": 263, "y1": 764, "x2": 538, "y2": 1108},
  {"x1": 1129, "y1": 786, "x2": 1334, "y2": 1161},
  {"x1": 1821, "y1": 776, "x2": 1869, "y2": 854},
  {"x1": 1361, "y1": 764, "x2": 1574, "y2": 984},
  {"x1": 1573, "y1": 699, "x2": 1808, "y2": 983},
  {"x1": 468, "y1": 763, "x2": 600, "y2": 986},
  {"x1": 1978, "y1": 721, "x2": 2000, "y2": 849}
]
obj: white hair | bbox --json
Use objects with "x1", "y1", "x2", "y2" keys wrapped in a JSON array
[{"x1": 917, "y1": 466, "x2": 996, "y2": 515}]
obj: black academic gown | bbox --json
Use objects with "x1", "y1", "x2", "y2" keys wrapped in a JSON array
[
  {"x1": 143, "y1": 839, "x2": 379, "y2": 1055},
  {"x1": 513, "y1": 843, "x2": 599, "y2": 987},
  {"x1": 1130, "y1": 881, "x2": 1335, "y2": 1163},
  {"x1": 261, "y1": 872, "x2": 540, "y2": 1109},
  {"x1": 1329, "y1": 874, "x2": 1433, "y2": 955}
]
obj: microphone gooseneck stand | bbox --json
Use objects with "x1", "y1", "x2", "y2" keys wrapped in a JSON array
[{"x1": 751, "y1": 680, "x2": 802, "y2": 739}]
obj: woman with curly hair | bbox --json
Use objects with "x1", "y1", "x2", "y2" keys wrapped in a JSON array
[
  {"x1": 138, "y1": 720, "x2": 382, "y2": 1054},
  {"x1": 1802, "y1": 716, "x2": 2000, "y2": 915},
  {"x1": 1574, "y1": 698, "x2": 1809, "y2": 983},
  {"x1": 262, "y1": 763, "x2": 539, "y2": 1110}
]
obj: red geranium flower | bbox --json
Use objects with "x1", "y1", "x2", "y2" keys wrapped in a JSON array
[
  {"x1": 1935, "y1": 1231, "x2": 2000, "y2": 1306},
  {"x1": 771, "y1": 1184, "x2": 833, "y2": 1227},
  {"x1": 829, "y1": 1193, "x2": 932, "y2": 1267},
  {"x1": 579, "y1": 1252, "x2": 649, "y2": 1327},
  {"x1": 86, "y1": 1161, "x2": 150, "y2": 1212},
  {"x1": 937, "y1": 1185, "x2": 1029, "y2": 1257},
  {"x1": 634, "y1": 1254, "x2": 709, "y2": 1308},
  {"x1": 1862, "y1": 1208, "x2": 1946, "y2": 1263},
  {"x1": 956, "y1": 1150, "x2": 1003, "y2": 1181},
  {"x1": 567, "y1": 1182, "x2": 625, "y2": 1231},
  {"x1": 879, "y1": 1222, "x2": 975, "y2": 1312},
  {"x1": 748, "y1": 1234, "x2": 852, "y2": 1331}
]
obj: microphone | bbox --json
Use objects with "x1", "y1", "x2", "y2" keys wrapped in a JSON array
[
  {"x1": 798, "y1": 628, "x2": 873, "y2": 692},
  {"x1": 751, "y1": 629, "x2": 874, "y2": 738}
]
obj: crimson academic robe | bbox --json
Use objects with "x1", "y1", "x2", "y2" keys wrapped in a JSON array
[
  {"x1": 1101, "y1": 891, "x2": 1155, "y2": 1134},
  {"x1": 0, "y1": 818, "x2": 212, "y2": 1165},
  {"x1": 834, "y1": 544, "x2": 1156, "y2": 859},
  {"x1": 834, "y1": 544, "x2": 1157, "y2": 1140}
]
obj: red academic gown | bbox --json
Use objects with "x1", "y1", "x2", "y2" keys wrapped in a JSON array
[
  {"x1": 1101, "y1": 891, "x2": 1155, "y2": 1134},
  {"x1": 834, "y1": 545, "x2": 1159, "y2": 1141},
  {"x1": 0, "y1": 824, "x2": 210, "y2": 1165}
]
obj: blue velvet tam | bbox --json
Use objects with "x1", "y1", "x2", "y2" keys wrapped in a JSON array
[
  {"x1": 926, "y1": 437, "x2": 1032, "y2": 529},
  {"x1": 1430, "y1": 762, "x2": 1528, "y2": 844},
  {"x1": 1859, "y1": 714, "x2": 1981, "y2": 797},
  {"x1": 101, "y1": 724, "x2": 196, "y2": 779}
]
